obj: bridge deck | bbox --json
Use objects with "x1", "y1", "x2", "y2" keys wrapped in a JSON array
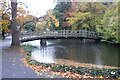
[{"x1": 20, "y1": 30, "x2": 102, "y2": 42}]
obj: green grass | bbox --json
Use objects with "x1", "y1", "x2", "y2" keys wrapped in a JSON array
[{"x1": 21, "y1": 44, "x2": 35, "y2": 56}]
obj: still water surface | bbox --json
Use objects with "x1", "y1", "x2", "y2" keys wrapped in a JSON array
[{"x1": 23, "y1": 39, "x2": 119, "y2": 67}]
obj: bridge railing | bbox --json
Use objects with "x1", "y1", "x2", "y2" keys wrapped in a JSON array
[{"x1": 20, "y1": 30, "x2": 100, "y2": 40}]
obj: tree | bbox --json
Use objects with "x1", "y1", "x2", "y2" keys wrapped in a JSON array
[
  {"x1": 11, "y1": 0, "x2": 20, "y2": 46},
  {"x1": 0, "y1": 0, "x2": 11, "y2": 39},
  {"x1": 63, "y1": 2, "x2": 106, "y2": 30},
  {"x1": 96, "y1": 2, "x2": 119, "y2": 43},
  {"x1": 35, "y1": 17, "x2": 47, "y2": 31},
  {"x1": 43, "y1": 10, "x2": 59, "y2": 30},
  {"x1": 53, "y1": 1, "x2": 119, "y2": 44},
  {"x1": 1, "y1": 20, "x2": 10, "y2": 39},
  {"x1": 117, "y1": 1, "x2": 120, "y2": 43},
  {"x1": 17, "y1": 13, "x2": 35, "y2": 31},
  {"x1": 53, "y1": 2, "x2": 72, "y2": 30},
  {"x1": 1, "y1": 0, "x2": 37, "y2": 46}
]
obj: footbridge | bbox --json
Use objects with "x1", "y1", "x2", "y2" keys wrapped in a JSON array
[{"x1": 20, "y1": 30, "x2": 102, "y2": 45}]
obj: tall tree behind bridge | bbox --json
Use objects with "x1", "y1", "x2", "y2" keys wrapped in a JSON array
[{"x1": 11, "y1": 0, "x2": 20, "y2": 46}]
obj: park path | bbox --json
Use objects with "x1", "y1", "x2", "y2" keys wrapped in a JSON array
[
  {"x1": 1, "y1": 36, "x2": 39, "y2": 78},
  {"x1": 1, "y1": 36, "x2": 64, "y2": 78}
]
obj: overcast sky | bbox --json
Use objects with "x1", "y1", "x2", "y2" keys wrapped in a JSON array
[
  {"x1": 8, "y1": 0, "x2": 119, "y2": 17},
  {"x1": 18, "y1": 0, "x2": 56, "y2": 17}
]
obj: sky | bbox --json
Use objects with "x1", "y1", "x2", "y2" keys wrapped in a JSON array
[
  {"x1": 18, "y1": 0, "x2": 56, "y2": 17},
  {"x1": 7, "y1": 0, "x2": 119, "y2": 17}
]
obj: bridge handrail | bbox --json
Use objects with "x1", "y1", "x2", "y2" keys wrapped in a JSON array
[{"x1": 20, "y1": 30, "x2": 101, "y2": 40}]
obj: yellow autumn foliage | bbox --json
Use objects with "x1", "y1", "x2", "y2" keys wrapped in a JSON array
[
  {"x1": 67, "y1": 12, "x2": 91, "y2": 27},
  {"x1": 45, "y1": 10, "x2": 59, "y2": 28},
  {"x1": 17, "y1": 7, "x2": 26, "y2": 15},
  {"x1": 36, "y1": 21, "x2": 47, "y2": 30},
  {"x1": 1, "y1": 20, "x2": 10, "y2": 31}
]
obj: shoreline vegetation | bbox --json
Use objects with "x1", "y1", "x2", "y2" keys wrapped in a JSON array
[
  {"x1": 19, "y1": 45, "x2": 120, "y2": 79},
  {"x1": 100, "y1": 40, "x2": 120, "y2": 45}
]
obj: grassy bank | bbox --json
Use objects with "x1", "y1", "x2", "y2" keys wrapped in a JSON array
[{"x1": 20, "y1": 45, "x2": 120, "y2": 79}]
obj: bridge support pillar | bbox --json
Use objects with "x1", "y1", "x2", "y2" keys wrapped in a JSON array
[
  {"x1": 95, "y1": 39, "x2": 101, "y2": 43},
  {"x1": 80, "y1": 38, "x2": 83, "y2": 42},
  {"x1": 40, "y1": 39, "x2": 46, "y2": 46}
]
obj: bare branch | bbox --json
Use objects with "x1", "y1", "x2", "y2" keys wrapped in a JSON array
[
  {"x1": 17, "y1": 2, "x2": 28, "y2": 8},
  {"x1": 3, "y1": 8, "x2": 11, "y2": 15}
]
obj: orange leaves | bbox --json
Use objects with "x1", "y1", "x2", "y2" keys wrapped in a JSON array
[
  {"x1": 17, "y1": 7, "x2": 26, "y2": 15},
  {"x1": 35, "y1": 10, "x2": 60, "y2": 30},
  {"x1": 51, "y1": 70, "x2": 94, "y2": 78},
  {"x1": 17, "y1": 15, "x2": 25, "y2": 24},
  {"x1": 32, "y1": 66, "x2": 42, "y2": 72},
  {"x1": 21, "y1": 58, "x2": 48, "y2": 72},
  {"x1": 17, "y1": 6, "x2": 35, "y2": 27},
  {"x1": 17, "y1": 14, "x2": 35, "y2": 26},
  {"x1": 1, "y1": 9, "x2": 11, "y2": 32},
  {"x1": 21, "y1": 57, "x2": 86, "y2": 78},
  {"x1": 44, "y1": 10, "x2": 59, "y2": 27},
  {"x1": 25, "y1": 15, "x2": 34, "y2": 21},
  {"x1": 62, "y1": 22, "x2": 69, "y2": 27},
  {"x1": 21, "y1": 58, "x2": 27, "y2": 62},
  {"x1": 21, "y1": 56, "x2": 118, "y2": 79},
  {"x1": 1, "y1": 20, "x2": 10, "y2": 24},
  {"x1": 19, "y1": 48, "x2": 24, "y2": 53}
]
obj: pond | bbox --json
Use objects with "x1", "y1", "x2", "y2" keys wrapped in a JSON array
[{"x1": 22, "y1": 39, "x2": 119, "y2": 67}]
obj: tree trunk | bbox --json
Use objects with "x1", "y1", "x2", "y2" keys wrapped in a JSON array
[
  {"x1": 11, "y1": 0, "x2": 20, "y2": 46},
  {"x1": 2, "y1": 30, "x2": 5, "y2": 39}
]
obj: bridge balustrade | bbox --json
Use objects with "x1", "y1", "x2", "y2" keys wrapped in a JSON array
[{"x1": 20, "y1": 30, "x2": 101, "y2": 41}]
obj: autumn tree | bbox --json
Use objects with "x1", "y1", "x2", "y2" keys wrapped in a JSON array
[
  {"x1": 43, "y1": 10, "x2": 59, "y2": 30},
  {"x1": 0, "y1": 0, "x2": 11, "y2": 39},
  {"x1": 11, "y1": 0, "x2": 37, "y2": 46},
  {"x1": 17, "y1": 7, "x2": 36, "y2": 31},
  {"x1": 1, "y1": 0, "x2": 36, "y2": 45},
  {"x1": 64, "y1": 2, "x2": 106, "y2": 30},
  {"x1": 53, "y1": 2, "x2": 71, "y2": 30},
  {"x1": 35, "y1": 17, "x2": 47, "y2": 31},
  {"x1": 96, "y1": 2, "x2": 119, "y2": 43},
  {"x1": 53, "y1": 1, "x2": 119, "y2": 44},
  {"x1": 11, "y1": 0, "x2": 20, "y2": 46}
]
